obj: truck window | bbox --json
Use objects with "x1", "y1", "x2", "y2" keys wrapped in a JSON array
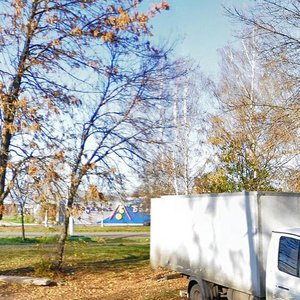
[{"x1": 278, "y1": 236, "x2": 300, "y2": 277}]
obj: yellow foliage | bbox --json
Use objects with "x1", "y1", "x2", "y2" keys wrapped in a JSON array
[
  {"x1": 117, "y1": 11, "x2": 131, "y2": 28},
  {"x1": 8, "y1": 180, "x2": 14, "y2": 190},
  {"x1": 13, "y1": 0, "x2": 24, "y2": 18},
  {"x1": 4, "y1": 123, "x2": 18, "y2": 134},
  {"x1": 15, "y1": 98, "x2": 28, "y2": 108},
  {"x1": 46, "y1": 14, "x2": 58, "y2": 25},
  {"x1": 101, "y1": 32, "x2": 115, "y2": 43},
  {"x1": 87, "y1": 184, "x2": 104, "y2": 200},
  {"x1": 28, "y1": 164, "x2": 38, "y2": 176},
  {"x1": 92, "y1": 28, "x2": 100, "y2": 37},
  {"x1": 81, "y1": 163, "x2": 96, "y2": 174},
  {"x1": 71, "y1": 174, "x2": 79, "y2": 186},
  {"x1": 30, "y1": 124, "x2": 41, "y2": 132},
  {"x1": 46, "y1": 169, "x2": 59, "y2": 180},
  {"x1": 51, "y1": 39, "x2": 61, "y2": 47},
  {"x1": 54, "y1": 151, "x2": 65, "y2": 161},
  {"x1": 71, "y1": 26, "x2": 82, "y2": 36}
]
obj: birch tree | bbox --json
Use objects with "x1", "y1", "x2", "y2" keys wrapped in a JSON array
[
  {"x1": 207, "y1": 38, "x2": 299, "y2": 191},
  {"x1": 137, "y1": 65, "x2": 206, "y2": 197},
  {"x1": 226, "y1": 0, "x2": 300, "y2": 121}
]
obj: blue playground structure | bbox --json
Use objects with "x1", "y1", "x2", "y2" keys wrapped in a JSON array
[{"x1": 100, "y1": 203, "x2": 150, "y2": 225}]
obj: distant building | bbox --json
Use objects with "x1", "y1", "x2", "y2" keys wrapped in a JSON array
[
  {"x1": 73, "y1": 198, "x2": 150, "y2": 226},
  {"x1": 101, "y1": 201, "x2": 150, "y2": 226}
]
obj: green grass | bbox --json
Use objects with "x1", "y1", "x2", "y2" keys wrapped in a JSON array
[
  {"x1": 75, "y1": 225, "x2": 150, "y2": 233},
  {"x1": 0, "y1": 224, "x2": 150, "y2": 233},
  {"x1": 0, "y1": 242, "x2": 150, "y2": 276},
  {"x1": 2, "y1": 215, "x2": 35, "y2": 224},
  {"x1": 0, "y1": 225, "x2": 59, "y2": 233},
  {"x1": 0, "y1": 236, "x2": 58, "y2": 245},
  {"x1": 0, "y1": 235, "x2": 150, "y2": 245},
  {"x1": 0, "y1": 235, "x2": 90, "y2": 245}
]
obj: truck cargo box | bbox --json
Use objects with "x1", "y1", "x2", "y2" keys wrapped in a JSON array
[{"x1": 150, "y1": 192, "x2": 300, "y2": 298}]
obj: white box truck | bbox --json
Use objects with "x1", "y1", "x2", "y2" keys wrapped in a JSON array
[{"x1": 150, "y1": 192, "x2": 300, "y2": 299}]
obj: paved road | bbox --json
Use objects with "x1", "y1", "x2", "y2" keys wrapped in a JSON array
[{"x1": 0, "y1": 231, "x2": 150, "y2": 238}]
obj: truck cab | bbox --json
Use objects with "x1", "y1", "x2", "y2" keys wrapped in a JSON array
[{"x1": 266, "y1": 229, "x2": 300, "y2": 299}]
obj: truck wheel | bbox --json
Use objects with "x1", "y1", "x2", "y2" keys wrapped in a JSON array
[{"x1": 189, "y1": 283, "x2": 205, "y2": 300}]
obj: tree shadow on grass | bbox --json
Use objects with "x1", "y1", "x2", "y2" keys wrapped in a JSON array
[
  {"x1": 65, "y1": 254, "x2": 150, "y2": 274},
  {"x1": 0, "y1": 242, "x2": 150, "y2": 278},
  {"x1": 0, "y1": 266, "x2": 34, "y2": 276}
]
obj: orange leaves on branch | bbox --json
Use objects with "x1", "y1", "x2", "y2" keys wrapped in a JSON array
[
  {"x1": 29, "y1": 124, "x2": 41, "y2": 132},
  {"x1": 28, "y1": 163, "x2": 38, "y2": 176},
  {"x1": 46, "y1": 169, "x2": 59, "y2": 181},
  {"x1": 71, "y1": 26, "x2": 83, "y2": 36},
  {"x1": 3, "y1": 123, "x2": 18, "y2": 134},
  {"x1": 13, "y1": 0, "x2": 24, "y2": 19},
  {"x1": 81, "y1": 163, "x2": 96, "y2": 175},
  {"x1": 88, "y1": 60, "x2": 100, "y2": 70},
  {"x1": 8, "y1": 180, "x2": 14, "y2": 190},
  {"x1": 110, "y1": 167, "x2": 117, "y2": 174},
  {"x1": 51, "y1": 39, "x2": 61, "y2": 47},
  {"x1": 160, "y1": 1, "x2": 170, "y2": 10},
  {"x1": 46, "y1": 99, "x2": 60, "y2": 114},
  {"x1": 71, "y1": 173, "x2": 80, "y2": 187},
  {"x1": 132, "y1": 0, "x2": 140, "y2": 7},
  {"x1": 118, "y1": 10, "x2": 132, "y2": 29},
  {"x1": 136, "y1": 13, "x2": 149, "y2": 23},
  {"x1": 92, "y1": 28, "x2": 100, "y2": 37},
  {"x1": 54, "y1": 151, "x2": 65, "y2": 162},
  {"x1": 101, "y1": 31, "x2": 116, "y2": 43},
  {"x1": 87, "y1": 184, "x2": 104, "y2": 200},
  {"x1": 46, "y1": 14, "x2": 58, "y2": 25},
  {"x1": 151, "y1": 1, "x2": 170, "y2": 12},
  {"x1": 44, "y1": 162, "x2": 60, "y2": 182},
  {"x1": 63, "y1": 1, "x2": 170, "y2": 44},
  {"x1": 7, "y1": 162, "x2": 13, "y2": 170}
]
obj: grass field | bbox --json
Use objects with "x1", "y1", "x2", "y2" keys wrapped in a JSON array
[
  {"x1": 0, "y1": 240, "x2": 187, "y2": 300},
  {"x1": 0, "y1": 236, "x2": 150, "y2": 245},
  {"x1": 0, "y1": 224, "x2": 150, "y2": 233},
  {"x1": 0, "y1": 242, "x2": 150, "y2": 275}
]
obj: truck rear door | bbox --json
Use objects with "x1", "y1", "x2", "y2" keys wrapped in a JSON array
[{"x1": 266, "y1": 231, "x2": 300, "y2": 299}]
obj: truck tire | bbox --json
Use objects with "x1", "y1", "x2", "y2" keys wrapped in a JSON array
[
  {"x1": 189, "y1": 282, "x2": 211, "y2": 300},
  {"x1": 189, "y1": 284, "x2": 203, "y2": 300}
]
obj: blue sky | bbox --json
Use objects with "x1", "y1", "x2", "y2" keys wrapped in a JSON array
[{"x1": 149, "y1": 0, "x2": 251, "y2": 77}]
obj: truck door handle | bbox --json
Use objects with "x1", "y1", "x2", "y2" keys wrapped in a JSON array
[{"x1": 277, "y1": 285, "x2": 289, "y2": 291}]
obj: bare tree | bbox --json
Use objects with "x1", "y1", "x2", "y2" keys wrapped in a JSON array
[
  {"x1": 10, "y1": 168, "x2": 33, "y2": 240},
  {"x1": 0, "y1": 0, "x2": 170, "y2": 219},
  {"x1": 49, "y1": 41, "x2": 183, "y2": 269}
]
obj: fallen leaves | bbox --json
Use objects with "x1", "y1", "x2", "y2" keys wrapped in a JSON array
[{"x1": 0, "y1": 265, "x2": 187, "y2": 300}]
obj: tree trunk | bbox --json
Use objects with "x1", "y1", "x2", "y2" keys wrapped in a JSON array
[
  {"x1": 52, "y1": 213, "x2": 70, "y2": 271},
  {"x1": 172, "y1": 94, "x2": 179, "y2": 195},
  {"x1": 0, "y1": 96, "x2": 16, "y2": 220},
  {"x1": 21, "y1": 209, "x2": 25, "y2": 241}
]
